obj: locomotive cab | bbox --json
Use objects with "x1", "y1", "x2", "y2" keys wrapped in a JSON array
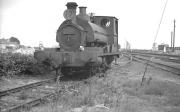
[{"x1": 91, "y1": 16, "x2": 119, "y2": 53}]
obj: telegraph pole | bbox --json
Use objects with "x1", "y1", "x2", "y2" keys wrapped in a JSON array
[
  {"x1": 172, "y1": 19, "x2": 176, "y2": 52},
  {"x1": 171, "y1": 31, "x2": 173, "y2": 48}
]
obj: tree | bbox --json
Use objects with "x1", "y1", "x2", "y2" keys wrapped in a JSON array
[{"x1": 9, "y1": 37, "x2": 20, "y2": 44}]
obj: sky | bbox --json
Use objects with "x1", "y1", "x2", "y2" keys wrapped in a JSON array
[{"x1": 0, "y1": 0, "x2": 179, "y2": 49}]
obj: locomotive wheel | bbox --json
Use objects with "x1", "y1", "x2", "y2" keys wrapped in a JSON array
[
  {"x1": 55, "y1": 67, "x2": 62, "y2": 77},
  {"x1": 60, "y1": 67, "x2": 86, "y2": 75},
  {"x1": 85, "y1": 62, "x2": 100, "y2": 76},
  {"x1": 105, "y1": 56, "x2": 114, "y2": 67},
  {"x1": 61, "y1": 67, "x2": 68, "y2": 75},
  {"x1": 102, "y1": 57, "x2": 110, "y2": 69},
  {"x1": 89, "y1": 65, "x2": 97, "y2": 76}
]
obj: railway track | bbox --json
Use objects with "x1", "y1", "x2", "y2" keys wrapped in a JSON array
[
  {"x1": 0, "y1": 72, "x2": 96, "y2": 112},
  {"x1": 130, "y1": 51, "x2": 180, "y2": 63},
  {"x1": 0, "y1": 77, "x2": 58, "y2": 112},
  {"x1": 0, "y1": 77, "x2": 57, "y2": 97},
  {"x1": 123, "y1": 52, "x2": 180, "y2": 75},
  {"x1": 2, "y1": 93, "x2": 55, "y2": 112}
]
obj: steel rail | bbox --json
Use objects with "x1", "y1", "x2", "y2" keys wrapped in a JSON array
[
  {"x1": 1, "y1": 93, "x2": 55, "y2": 112},
  {"x1": 0, "y1": 64, "x2": 108, "y2": 112},
  {"x1": 134, "y1": 53, "x2": 180, "y2": 63},
  {"x1": 128, "y1": 52, "x2": 180, "y2": 64},
  {"x1": 130, "y1": 51, "x2": 180, "y2": 58},
  {"x1": 1, "y1": 78, "x2": 86, "y2": 112},
  {"x1": 124, "y1": 53, "x2": 180, "y2": 75},
  {"x1": 0, "y1": 77, "x2": 56, "y2": 97}
]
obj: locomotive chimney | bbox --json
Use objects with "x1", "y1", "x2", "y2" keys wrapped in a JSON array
[
  {"x1": 66, "y1": 2, "x2": 78, "y2": 10},
  {"x1": 64, "y1": 2, "x2": 78, "y2": 20},
  {"x1": 77, "y1": 7, "x2": 90, "y2": 21},
  {"x1": 79, "y1": 7, "x2": 87, "y2": 15}
]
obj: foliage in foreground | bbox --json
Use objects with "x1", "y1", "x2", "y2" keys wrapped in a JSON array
[{"x1": 0, "y1": 52, "x2": 50, "y2": 77}]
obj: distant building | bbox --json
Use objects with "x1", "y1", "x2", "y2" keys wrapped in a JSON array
[
  {"x1": 174, "y1": 47, "x2": 180, "y2": 54},
  {"x1": 158, "y1": 43, "x2": 169, "y2": 52},
  {"x1": 0, "y1": 38, "x2": 20, "y2": 53},
  {"x1": 13, "y1": 47, "x2": 35, "y2": 55},
  {"x1": 166, "y1": 47, "x2": 180, "y2": 54},
  {"x1": 126, "y1": 41, "x2": 131, "y2": 50},
  {"x1": 152, "y1": 43, "x2": 158, "y2": 50}
]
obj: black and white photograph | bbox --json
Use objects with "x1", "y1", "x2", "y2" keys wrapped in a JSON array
[{"x1": 0, "y1": 0, "x2": 180, "y2": 112}]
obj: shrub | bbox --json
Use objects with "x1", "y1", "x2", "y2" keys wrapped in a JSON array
[{"x1": 0, "y1": 52, "x2": 50, "y2": 77}]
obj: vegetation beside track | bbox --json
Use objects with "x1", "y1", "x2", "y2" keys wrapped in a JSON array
[
  {"x1": 0, "y1": 52, "x2": 50, "y2": 78},
  {"x1": 31, "y1": 58, "x2": 180, "y2": 112}
]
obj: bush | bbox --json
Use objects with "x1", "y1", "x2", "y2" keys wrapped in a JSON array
[{"x1": 0, "y1": 52, "x2": 50, "y2": 77}]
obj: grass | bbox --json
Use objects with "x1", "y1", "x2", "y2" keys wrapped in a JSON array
[
  {"x1": 30, "y1": 75, "x2": 118, "y2": 112},
  {"x1": 5, "y1": 75, "x2": 178, "y2": 112},
  {"x1": 18, "y1": 90, "x2": 28, "y2": 100},
  {"x1": 122, "y1": 76, "x2": 180, "y2": 112},
  {"x1": 30, "y1": 66, "x2": 180, "y2": 112}
]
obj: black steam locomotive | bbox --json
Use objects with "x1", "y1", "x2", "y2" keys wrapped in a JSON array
[{"x1": 34, "y1": 2, "x2": 119, "y2": 75}]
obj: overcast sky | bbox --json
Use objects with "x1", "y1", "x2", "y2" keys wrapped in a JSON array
[{"x1": 0, "y1": 0, "x2": 179, "y2": 49}]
